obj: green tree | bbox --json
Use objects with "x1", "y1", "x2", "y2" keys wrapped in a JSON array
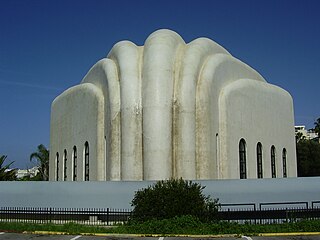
[
  {"x1": 295, "y1": 132, "x2": 305, "y2": 143},
  {"x1": 131, "y1": 178, "x2": 219, "y2": 222},
  {"x1": 30, "y1": 144, "x2": 49, "y2": 181},
  {"x1": 297, "y1": 139, "x2": 320, "y2": 177},
  {"x1": 0, "y1": 155, "x2": 17, "y2": 181},
  {"x1": 314, "y1": 117, "x2": 320, "y2": 136}
]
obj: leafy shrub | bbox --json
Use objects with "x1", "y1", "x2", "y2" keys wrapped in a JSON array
[
  {"x1": 123, "y1": 215, "x2": 204, "y2": 234},
  {"x1": 130, "y1": 178, "x2": 219, "y2": 222}
]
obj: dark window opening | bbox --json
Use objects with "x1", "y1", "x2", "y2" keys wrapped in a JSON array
[
  {"x1": 73, "y1": 146, "x2": 77, "y2": 181},
  {"x1": 271, "y1": 145, "x2": 276, "y2": 178},
  {"x1": 84, "y1": 142, "x2": 89, "y2": 181},
  {"x1": 56, "y1": 152, "x2": 59, "y2": 181},
  {"x1": 282, "y1": 148, "x2": 287, "y2": 178},
  {"x1": 64, "y1": 150, "x2": 67, "y2": 181},
  {"x1": 257, "y1": 142, "x2": 263, "y2": 178},
  {"x1": 239, "y1": 139, "x2": 247, "y2": 179}
]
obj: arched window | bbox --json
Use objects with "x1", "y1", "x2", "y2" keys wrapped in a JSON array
[
  {"x1": 73, "y1": 146, "x2": 77, "y2": 181},
  {"x1": 239, "y1": 139, "x2": 247, "y2": 179},
  {"x1": 63, "y1": 149, "x2": 67, "y2": 181},
  {"x1": 282, "y1": 148, "x2": 287, "y2": 178},
  {"x1": 56, "y1": 152, "x2": 59, "y2": 181},
  {"x1": 256, "y1": 142, "x2": 263, "y2": 178},
  {"x1": 271, "y1": 145, "x2": 276, "y2": 178},
  {"x1": 84, "y1": 141, "x2": 89, "y2": 181}
]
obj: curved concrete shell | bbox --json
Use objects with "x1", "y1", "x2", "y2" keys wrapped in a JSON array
[{"x1": 49, "y1": 29, "x2": 297, "y2": 181}]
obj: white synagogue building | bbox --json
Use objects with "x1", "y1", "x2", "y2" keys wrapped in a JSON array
[{"x1": 49, "y1": 29, "x2": 297, "y2": 181}]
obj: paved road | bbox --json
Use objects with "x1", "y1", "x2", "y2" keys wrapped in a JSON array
[{"x1": 1, "y1": 232, "x2": 320, "y2": 240}]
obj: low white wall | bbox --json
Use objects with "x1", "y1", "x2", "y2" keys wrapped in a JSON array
[{"x1": 1, "y1": 178, "x2": 319, "y2": 209}]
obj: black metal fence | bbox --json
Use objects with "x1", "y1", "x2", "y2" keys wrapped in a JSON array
[
  {"x1": 0, "y1": 207, "x2": 131, "y2": 225},
  {"x1": 218, "y1": 201, "x2": 320, "y2": 224},
  {"x1": 1, "y1": 201, "x2": 320, "y2": 225}
]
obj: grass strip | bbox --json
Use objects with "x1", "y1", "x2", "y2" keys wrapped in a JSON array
[{"x1": 1, "y1": 217, "x2": 320, "y2": 236}]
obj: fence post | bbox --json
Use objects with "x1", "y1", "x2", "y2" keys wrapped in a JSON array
[
  {"x1": 107, "y1": 208, "x2": 109, "y2": 225},
  {"x1": 49, "y1": 207, "x2": 52, "y2": 223}
]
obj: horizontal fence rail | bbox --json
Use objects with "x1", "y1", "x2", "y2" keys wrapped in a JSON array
[
  {"x1": 1, "y1": 201, "x2": 320, "y2": 225},
  {"x1": 312, "y1": 201, "x2": 320, "y2": 208},
  {"x1": 259, "y1": 201, "x2": 309, "y2": 210}
]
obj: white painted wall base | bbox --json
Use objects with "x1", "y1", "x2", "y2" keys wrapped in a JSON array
[{"x1": 0, "y1": 178, "x2": 318, "y2": 209}]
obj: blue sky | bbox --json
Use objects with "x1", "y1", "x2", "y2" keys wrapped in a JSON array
[{"x1": 1, "y1": 0, "x2": 319, "y2": 169}]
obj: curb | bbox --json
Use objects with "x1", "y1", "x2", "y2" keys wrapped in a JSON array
[
  {"x1": 258, "y1": 232, "x2": 320, "y2": 237},
  {"x1": 24, "y1": 231, "x2": 68, "y2": 235},
  {"x1": 28, "y1": 231, "x2": 239, "y2": 238}
]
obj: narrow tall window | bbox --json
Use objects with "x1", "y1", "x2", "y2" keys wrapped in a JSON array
[
  {"x1": 271, "y1": 145, "x2": 276, "y2": 178},
  {"x1": 282, "y1": 148, "x2": 287, "y2": 178},
  {"x1": 56, "y1": 152, "x2": 59, "y2": 181},
  {"x1": 257, "y1": 142, "x2": 263, "y2": 178},
  {"x1": 239, "y1": 139, "x2": 247, "y2": 179},
  {"x1": 84, "y1": 141, "x2": 89, "y2": 181},
  {"x1": 64, "y1": 150, "x2": 67, "y2": 181},
  {"x1": 73, "y1": 146, "x2": 77, "y2": 181}
]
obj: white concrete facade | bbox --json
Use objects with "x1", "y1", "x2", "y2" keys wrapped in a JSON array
[{"x1": 49, "y1": 29, "x2": 297, "y2": 181}]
